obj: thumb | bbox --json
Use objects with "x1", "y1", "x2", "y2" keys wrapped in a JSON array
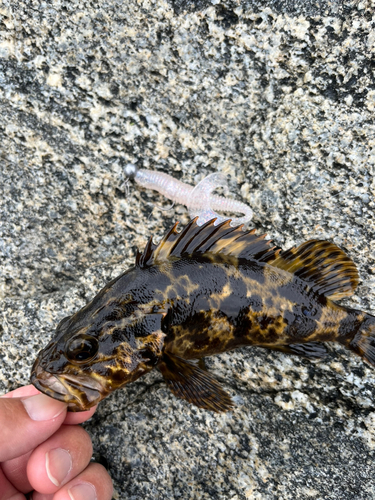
[{"x1": 0, "y1": 393, "x2": 67, "y2": 462}]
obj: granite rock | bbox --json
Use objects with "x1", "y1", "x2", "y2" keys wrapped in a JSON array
[{"x1": 1, "y1": 0, "x2": 375, "y2": 498}]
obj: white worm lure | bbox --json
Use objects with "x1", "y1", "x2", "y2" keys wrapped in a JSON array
[{"x1": 124, "y1": 165, "x2": 253, "y2": 227}]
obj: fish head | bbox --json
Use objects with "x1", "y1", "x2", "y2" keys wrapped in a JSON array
[{"x1": 31, "y1": 286, "x2": 167, "y2": 411}]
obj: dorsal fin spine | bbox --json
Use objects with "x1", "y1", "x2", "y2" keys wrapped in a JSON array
[{"x1": 136, "y1": 218, "x2": 278, "y2": 269}]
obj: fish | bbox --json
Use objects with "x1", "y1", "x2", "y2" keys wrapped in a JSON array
[
  {"x1": 31, "y1": 218, "x2": 375, "y2": 412},
  {"x1": 124, "y1": 164, "x2": 253, "y2": 227}
]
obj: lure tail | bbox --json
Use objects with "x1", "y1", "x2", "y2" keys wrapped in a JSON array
[{"x1": 346, "y1": 315, "x2": 375, "y2": 366}]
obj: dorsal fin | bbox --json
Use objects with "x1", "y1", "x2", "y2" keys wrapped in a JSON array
[
  {"x1": 135, "y1": 218, "x2": 279, "y2": 268},
  {"x1": 264, "y1": 240, "x2": 359, "y2": 300},
  {"x1": 136, "y1": 219, "x2": 359, "y2": 301}
]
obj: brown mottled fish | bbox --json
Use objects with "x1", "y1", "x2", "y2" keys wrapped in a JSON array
[{"x1": 31, "y1": 218, "x2": 375, "y2": 412}]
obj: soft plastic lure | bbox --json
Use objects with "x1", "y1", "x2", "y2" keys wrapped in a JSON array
[{"x1": 124, "y1": 165, "x2": 253, "y2": 227}]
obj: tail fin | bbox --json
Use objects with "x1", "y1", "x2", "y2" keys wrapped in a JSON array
[{"x1": 347, "y1": 316, "x2": 375, "y2": 367}]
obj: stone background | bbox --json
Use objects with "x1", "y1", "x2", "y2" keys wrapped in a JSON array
[{"x1": 1, "y1": 0, "x2": 375, "y2": 498}]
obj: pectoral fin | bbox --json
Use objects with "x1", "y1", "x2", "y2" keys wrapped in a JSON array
[
  {"x1": 197, "y1": 357, "x2": 208, "y2": 370},
  {"x1": 158, "y1": 353, "x2": 234, "y2": 412}
]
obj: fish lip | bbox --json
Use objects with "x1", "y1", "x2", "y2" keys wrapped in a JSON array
[
  {"x1": 31, "y1": 372, "x2": 73, "y2": 401},
  {"x1": 31, "y1": 365, "x2": 105, "y2": 411}
]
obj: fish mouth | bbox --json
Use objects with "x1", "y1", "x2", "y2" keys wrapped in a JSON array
[{"x1": 30, "y1": 364, "x2": 106, "y2": 412}]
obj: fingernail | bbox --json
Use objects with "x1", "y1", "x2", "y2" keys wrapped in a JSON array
[
  {"x1": 22, "y1": 394, "x2": 67, "y2": 421},
  {"x1": 46, "y1": 448, "x2": 72, "y2": 486},
  {"x1": 68, "y1": 482, "x2": 97, "y2": 500}
]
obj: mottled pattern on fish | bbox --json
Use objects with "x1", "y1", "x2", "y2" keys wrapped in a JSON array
[{"x1": 31, "y1": 218, "x2": 375, "y2": 412}]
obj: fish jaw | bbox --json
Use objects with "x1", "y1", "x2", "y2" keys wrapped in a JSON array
[{"x1": 30, "y1": 363, "x2": 107, "y2": 411}]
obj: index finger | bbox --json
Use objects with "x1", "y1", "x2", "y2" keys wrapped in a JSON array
[{"x1": 1, "y1": 385, "x2": 97, "y2": 424}]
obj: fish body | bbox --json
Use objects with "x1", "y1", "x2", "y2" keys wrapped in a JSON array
[{"x1": 31, "y1": 218, "x2": 375, "y2": 411}]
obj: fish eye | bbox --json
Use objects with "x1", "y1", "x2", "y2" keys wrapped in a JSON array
[{"x1": 65, "y1": 335, "x2": 99, "y2": 363}]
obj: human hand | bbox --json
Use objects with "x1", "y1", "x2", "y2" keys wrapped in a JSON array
[{"x1": 0, "y1": 385, "x2": 113, "y2": 500}]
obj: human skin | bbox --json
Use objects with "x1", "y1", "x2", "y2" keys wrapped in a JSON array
[{"x1": 0, "y1": 385, "x2": 113, "y2": 500}]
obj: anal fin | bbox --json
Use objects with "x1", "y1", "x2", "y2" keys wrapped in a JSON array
[
  {"x1": 266, "y1": 342, "x2": 329, "y2": 359},
  {"x1": 158, "y1": 352, "x2": 234, "y2": 412}
]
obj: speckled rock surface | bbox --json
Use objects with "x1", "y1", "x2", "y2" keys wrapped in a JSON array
[{"x1": 1, "y1": 0, "x2": 375, "y2": 498}]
